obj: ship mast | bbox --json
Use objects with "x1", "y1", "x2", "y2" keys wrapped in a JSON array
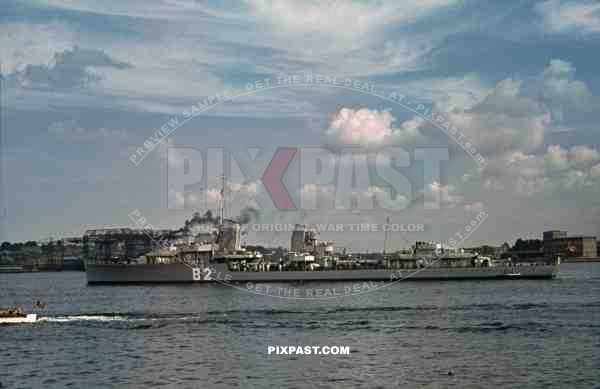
[
  {"x1": 219, "y1": 185, "x2": 225, "y2": 226},
  {"x1": 212, "y1": 175, "x2": 226, "y2": 251},
  {"x1": 214, "y1": 174, "x2": 225, "y2": 227},
  {"x1": 384, "y1": 216, "x2": 390, "y2": 255}
]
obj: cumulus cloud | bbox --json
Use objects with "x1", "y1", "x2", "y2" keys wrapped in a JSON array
[
  {"x1": 541, "y1": 59, "x2": 594, "y2": 119},
  {"x1": 545, "y1": 144, "x2": 600, "y2": 170},
  {"x1": 544, "y1": 144, "x2": 569, "y2": 170},
  {"x1": 300, "y1": 183, "x2": 336, "y2": 195},
  {"x1": 568, "y1": 145, "x2": 600, "y2": 163},
  {"x1": 206, "y1": 189, "x2": 223, "y2": 202},
  {"x1": 536, "y1": 0, "x2": 600, "y2": 35},
  {"x1": 506, "y1": 151, "x2": 534, "y2": 164},
  {"x1": 0, "y1": 23, "x2": 75, "y2": 74},
  {"x1": 417, "y1": 181, "x2": 465, "y2": 209},
  {"x1": 389, "y1": 60, "x2": 595, "y2": 160},
  {"x1": 5, "y1": 46, "x2": 131, "y2": 91},
  {"x1": 450, "y1": 79, "x2": 550, "y2": 154},
  {"x1": 407, "y1": 58, "x2": 598, "y2": 159},
  {"x1": 463, "y1": 201, "x2": 485, "y2": 213},
  {"x1": 466, "y1": 144, "x2": 600, "y2": 197},
  {"x1": 404, "y1": 77, "x2": 551, "y2": 156},
  {"x1": 205, "y1": 181, "x2": 259, "y2": 200},
  {"x1": 327, "y1": 108, "x2": 394, "y2": 145},
  {"x1": 452, "y1": 60, "x2": 599, "y2": 198},
  {"x1": 325, "y1": 108, "x2": 423, "y2": 146},
  {"x1": 464, "y1": 150, "x2": 546, "y2": 196},
  {"x1": 227, "y1": 181, "x2": 258, "y2": 194},
  {"x1": 298, "y1": 182, "x2": 411, "y2": 212}
]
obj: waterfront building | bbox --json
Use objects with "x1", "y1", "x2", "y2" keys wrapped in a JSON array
[
  {"x1": 83, "y1": 228, "x2": 170, "y2": 262},
  {"x1": 543, "y1": 230, "x2": 597, "y2": 259}
]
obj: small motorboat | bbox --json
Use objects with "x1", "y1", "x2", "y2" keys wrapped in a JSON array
[{"x1": 0, "y1": 308, "x2": 38, "y2": 324}]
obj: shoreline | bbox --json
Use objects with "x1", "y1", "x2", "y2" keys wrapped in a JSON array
[{"x1": 561, "y1": 257, "x2": 600, "y2": 263}]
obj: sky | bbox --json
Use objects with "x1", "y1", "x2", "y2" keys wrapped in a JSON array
[{"x1": 1, "y1": 0, "x2": 600, "y2": 251}]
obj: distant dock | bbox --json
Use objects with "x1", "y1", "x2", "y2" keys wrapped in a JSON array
[{"x1": 562, "y1": 257, "x2": 600, "y2": 263}]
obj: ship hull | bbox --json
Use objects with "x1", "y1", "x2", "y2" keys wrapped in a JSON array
[{"x1": 85, "y1": 263, "x2": 558, "y2": 284}]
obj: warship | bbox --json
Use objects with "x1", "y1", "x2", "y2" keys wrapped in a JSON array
[{"x1": 84, "y1": 206, "x2": 559, "y2": 284}]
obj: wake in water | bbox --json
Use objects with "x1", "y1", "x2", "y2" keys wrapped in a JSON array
[
  {"x1": 36, "y1": 312, "x2": 215, "y2": 327},
  {"x1": 38, "y1": 315, "x2": 131, "y2": 323},
  {"x1": 33, "y1": 300, "x2": 600, "y2": 323},
  {"x1": 30, "y1": 306, "x2": 600, "y2": 334}
]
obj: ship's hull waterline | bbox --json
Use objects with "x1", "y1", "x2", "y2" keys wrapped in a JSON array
[{"x1": 85, "y1": 263, "x2": 558, "y2": 285}]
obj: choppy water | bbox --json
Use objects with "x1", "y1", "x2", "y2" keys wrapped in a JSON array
[{"x1": 1, "y1": 263, "x2": 599, "y2": 388}]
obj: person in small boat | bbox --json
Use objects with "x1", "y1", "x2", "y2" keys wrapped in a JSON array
[{"x1": 34, "y1": 300, "x2": 46, "y2": 309}]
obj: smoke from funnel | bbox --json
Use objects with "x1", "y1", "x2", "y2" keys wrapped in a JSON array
[
  {"x1": 179, "y1": 210, "x2": 218, "y2": 233},
  {"x1": 240, "y1": 208, "x2": 260, "y2": 224}
]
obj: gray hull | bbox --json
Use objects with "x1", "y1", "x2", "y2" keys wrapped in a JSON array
[{"x1": 85, "y1": 263, "x2": 558, "y2": 284}]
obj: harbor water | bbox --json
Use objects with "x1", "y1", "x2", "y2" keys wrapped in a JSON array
[{"x1": 1, "y1": 262, "x2": 599, "y2": 388}]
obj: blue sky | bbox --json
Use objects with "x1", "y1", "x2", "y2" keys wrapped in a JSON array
[{"x1": 1, "y1": 0, "x2": 600, "y2": 250}]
